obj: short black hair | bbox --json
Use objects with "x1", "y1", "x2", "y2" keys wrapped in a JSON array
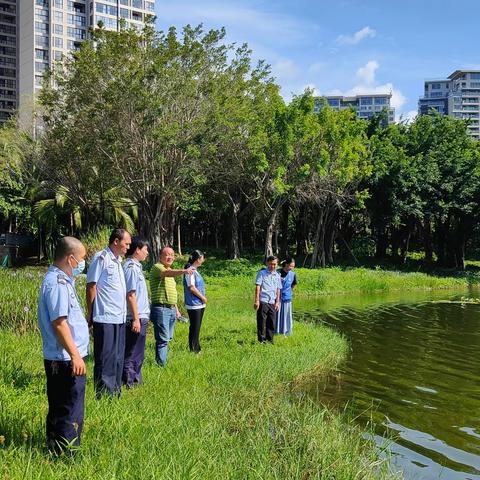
[
  {"x1": 126, "y1": 237, "x2": 149, "y2": 257},
  {"x1": 109, "y1": 228, "x2": 129, "y2": 245},
  {"x1": 54, "y1": 236, "x2": 84, "y2": 261},
  {"x1": 266, "y1": 255, "x2": 278, "y2": 263}
]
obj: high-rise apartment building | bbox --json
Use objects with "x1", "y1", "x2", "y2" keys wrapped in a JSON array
[
  {"x1": 0, "y1": 0, "x2": 17, "y2": 123},
  {"x1": 418, "y1": 70, "x2": 480, "y2": 140},
  {"x1": 4, "y1": 0, "x2": 155, "y2": 125},
  {"x1": 314, "y1": 93, "x2": 395, "y2": 126}
]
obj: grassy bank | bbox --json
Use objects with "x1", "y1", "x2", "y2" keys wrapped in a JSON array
[
  {"x1": 0, "y1": 260, "x2": 411, "y2": 479},
  {"x1": 0, "y1": 257, "x2": 474, "y2": 333}
]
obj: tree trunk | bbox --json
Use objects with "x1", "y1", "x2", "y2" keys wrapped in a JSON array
[
  {"x1": 295, "y1": 205, "x2": 308, "y2": 257},
  {"x1": 423, "y1": 217, "x2": 433, "y2": 263},
  {"x1": 177, "y1": 222, "x2": 182, "y2": 256},
  {"x1": 227, "y1": 194, "x2": 241, "y2": 259},
  {"x1": 264, "y1": 208, "x2": 278, "y2": 259},
  {"x1": 311, "y1": 209, "x2": 326, "y2": 268},
  {"x1": 279, "y1": 201, "x2": 289, "y2": 259},
  {"x1": 375, "y1": 226, "x2": 388, "y2": 258},
  {"x1": 137, "y1": 194, "x2": 171, "y2": 263}
]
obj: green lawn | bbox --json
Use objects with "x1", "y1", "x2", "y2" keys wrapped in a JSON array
[{"x1": 2, "y1": 258, "x2": 469, "y2": 479}]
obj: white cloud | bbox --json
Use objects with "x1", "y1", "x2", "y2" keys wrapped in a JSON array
[
  {"x1": 272, "y1": 59, "x2": 300, "y2": 80},
  {"x1": 325, "y1": 61, "x2": 407, "y2": 120},
  {"x1": 337, "y1": 26, "x2": 376, "y2": 45},
  {"x1": 302, "y1": 83, "x2": 321, "y2": 96},
  {"x1": 356, "y1": 60, "x2": 379, "y2": 85},
  {"x1": 346, "y1": 83, "x2": 406, "y2": 110},
  {"x1": 308, "y1": 62, "x2": 326, "y2": 74},
  {"x1": 156, "y1": 1, "x2": 317, "y2": 50},
  {"x1": 399, "y1": 110, "x2": 418, "y2": 124}
]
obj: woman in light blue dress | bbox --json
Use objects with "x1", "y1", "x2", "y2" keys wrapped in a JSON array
[{"x1": 276, "y1": 257, "x2": 297, "y2": 336}]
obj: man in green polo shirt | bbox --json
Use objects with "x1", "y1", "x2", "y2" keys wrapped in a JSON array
[{"x1": 150, "y1": 246, "x2": 193, "y2": 366}]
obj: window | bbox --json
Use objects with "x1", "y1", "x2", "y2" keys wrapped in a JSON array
[
  {"x1": 374, "y1": 97, "x2": 388, "y2": 105},
  {"x1": 35, "y1": 62, "x2": 48, "y2": 73},
  {"x1": 120, "y1": 0, "x2": 129, "y2": 4},
  {"x1": 54, "y1": 0, "x2": 63, "y2": 6},
  {"x1": 96, "y1": 3, "x2": 118, "y2": 15},
  {"x1": 35, "y1": 35, "x2": 49, "y2": 47},
  {"x1": 431, "y1": 83, "x2": 442, "y2": 89},
  {"x1": 35, "y1": 76, "x2": 43, "y2": 87},
  {"x1": 54, "y1": 50, "x2": 63, "y2": 60},
  {"x1": 0, "y1": 25, "x2": 16, "y2": 35},
  {"x1": 95, "y1": 15, "x2": 117, "y2": 29},
  {"x1": 470, "y1": 73, "x2": 480, "y2": 80},
  {"x1": 145, "y1": 1, "x2": 155, "y2": 11},
  {"x1": 131, "y1": 11, "x2": 142, "y2": 21},
  {"x1": 54, "y1": 24, "x2": 63, "y2": 34},
  {"x1": 35, "y1": 8, "x2": 49, "y2": 20},
  {"x1": 120, "y1": 8, "x2": 129, "y2": 18},
  {"x1": 132, "y1": 0, "x2": 143, "y2": 7},
  {"x1": 470, "y1": 82, "x2": 480, "y2": 88},
  {"x1": 54, "y1": 11, "x2": 63, "y2": 22},
  {"x1": 54, "y1": 36, "x2": 64, "y2": 48},
  {"x1": 360, "y1": 97, "x2": 372, "y2": 105},
  {"x1": 67, "y1": 27, "x2": 86, "y2": 39},
  {"x1": 35, "y1": 48, "x2": 49, "y2": 61},
  {"x1": 35, "y1": 22, "x2": 49, "y2": 34},
  {"x1": 68, "y1": 13, "x2": 86, "y2": 26}
]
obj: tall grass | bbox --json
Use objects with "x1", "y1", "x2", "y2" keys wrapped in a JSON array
[
  {"x1": 0, "y1": 257, "x2": 470, "y2": 478},
  {"x1": 0, "y1": 259, "x2": 472, "y2": 333},
  {"x1": 0, "y1": 299, "x2": 399, "y2": 479}
]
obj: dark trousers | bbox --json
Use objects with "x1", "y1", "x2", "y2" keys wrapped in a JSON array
[
  {"x1": 93, "y1": 322, "x2": 126, "y2": 398},
  {"x1": 187, "y1": 308, "x2": 205, "y2": 353},
  {"x1": 122, "y1": 318, "x2": 148, "y2": 387},
  {"x1": 257, "y1": 302, "x2": 276, "y2": 343},
  {"x1": 44, "y1": 359, "x2": 86, "y2": 454}
]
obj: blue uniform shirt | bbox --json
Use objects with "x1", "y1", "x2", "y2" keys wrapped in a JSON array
[
  {"x1": 38, "y1": 266, "x2": 89, "y2": 361},
  {"x1": 87, "y1": 247, "x2": 126, "y2": 324},
  {"x1": 183, "y1": 267, "x2": 206, "y2": 309},
  {"x1": 123, "y1": 258, "x2": 150, "y2": 320},
  {"x1": 278, "y1": 269, "x2": 297, "y2": 302},
  {"x1": 255, "y1": 268, "x2": 282, "y2": 304}
]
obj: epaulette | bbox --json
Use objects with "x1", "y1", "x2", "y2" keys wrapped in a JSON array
[
  {"x1": 99, "y1": 251, "x2": 107, "y2": 260},
  {"x1": 127, "y1": 262, "x2": 135, "y2": 268},
  {"x1": 57, "y1": 274, "x2": 67, "y2": 285}
]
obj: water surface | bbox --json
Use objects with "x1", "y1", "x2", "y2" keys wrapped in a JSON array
[{"x1": 297, "y1": 290, "x2": 480, "y2": 479}]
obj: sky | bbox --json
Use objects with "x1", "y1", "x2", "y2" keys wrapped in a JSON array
[{"x1": 154, "y1": 0, "x2": 480, "y2": 122}]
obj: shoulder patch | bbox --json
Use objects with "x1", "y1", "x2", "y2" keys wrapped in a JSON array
[{"x1": 57, "y1": 274, "x2": 67, "y2": 285}]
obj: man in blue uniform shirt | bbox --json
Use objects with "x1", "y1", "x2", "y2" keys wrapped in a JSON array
[
  {"x1": 38, "y1": 236, "x2": 89, "y2": 454},
  {"x1": 86, "y1": 228, "x2": 131, "y2": 398},
  {"x1": 254, "y1": 255, "x2": 282, "y2": 343}
]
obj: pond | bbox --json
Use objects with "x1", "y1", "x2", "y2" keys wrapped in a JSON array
[{"x1": 296, "y1": 289, "x2": 480, "y2": 480}]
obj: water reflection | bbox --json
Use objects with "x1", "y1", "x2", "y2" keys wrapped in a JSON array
[{"x1": 297, "y1": 291, "x2": 480, "y2": 480}]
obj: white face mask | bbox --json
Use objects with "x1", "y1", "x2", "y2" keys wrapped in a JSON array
[{"x1": 71, "y1": 256, "x2": 85, "y2": 276}]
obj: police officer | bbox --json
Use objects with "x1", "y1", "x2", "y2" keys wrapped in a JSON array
[
  {"x1": 86, "y1": 228, "x2": 131, "y2": 398},
  {"x1": 122, "y1": 237, "x2": 150, "y2": 387},
  {"x1": 38, "y1": 236, "x2": 89, "y2": 454}
]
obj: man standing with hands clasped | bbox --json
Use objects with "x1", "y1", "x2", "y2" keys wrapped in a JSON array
[
  {"x1": 38, "y1": 236, "x2": 89, "y2": 454},
  {"x1": 254, "y1": 255, "x2": 282, "y2": 343},
  {"x1": 86, "y1": 228, "x2": 131, "y2": 398}
]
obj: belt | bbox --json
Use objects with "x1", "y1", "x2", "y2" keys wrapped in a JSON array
[{"x1": 152, "y1": 303, "x2": 175, "y2": 309}]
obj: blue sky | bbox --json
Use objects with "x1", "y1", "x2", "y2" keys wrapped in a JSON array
[{"x1": 155, "y1": 0, "x2": 480, "y2": 121}]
